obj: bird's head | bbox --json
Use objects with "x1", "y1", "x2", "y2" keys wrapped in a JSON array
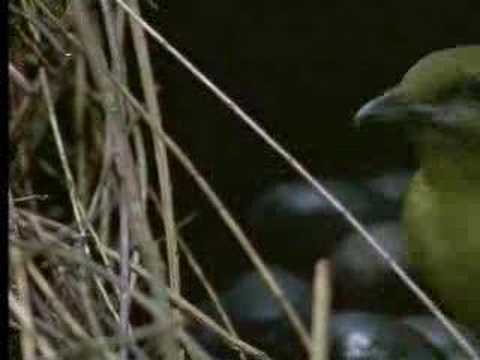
[{"x1": 354, "y1": 46, "x2": 480, "y2": 143}]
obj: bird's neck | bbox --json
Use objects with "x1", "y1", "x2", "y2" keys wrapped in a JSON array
[{"x1": 416, "y1": 129, "x2": 480, "y2": 190}]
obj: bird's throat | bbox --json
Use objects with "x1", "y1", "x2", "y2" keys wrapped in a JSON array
[{"x1": 415, "y1": 129, "x2": 480, "y2": 190}]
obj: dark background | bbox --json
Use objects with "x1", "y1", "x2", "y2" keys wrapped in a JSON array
[{"x1": 142, "y1": 1, "x2": 480, "y2": 297}]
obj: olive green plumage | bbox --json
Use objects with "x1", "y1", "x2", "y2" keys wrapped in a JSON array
[{"x1": 354, "y1": 46, "x2": 480, "y2": 328}]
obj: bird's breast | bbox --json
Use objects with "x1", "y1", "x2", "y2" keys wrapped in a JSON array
[{"x1": 404, "y1": 171, "x2": 480, "y2": 327}]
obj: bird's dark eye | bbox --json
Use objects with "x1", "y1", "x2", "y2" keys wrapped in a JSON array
[{"x1": 463, "y1": 77, "x2": 480, "y2": 99}]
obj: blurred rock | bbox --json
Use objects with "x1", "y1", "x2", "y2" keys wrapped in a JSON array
[
  {"x1": 247, "y1": 179, "x2": 396, "y2": 272},
  {"x1": 363, "y1": 170, "x2": 413, "y2": 204},
  {"x1": 330, "y1": 312, "x2": 441, "y2": 359},
  {"x1": 191, "y1": 265, "x2": 311, "y2": 360},
  {"x1": 401, "y1": 315, "x2": 480, "y2": 359},
  {"x1": 332, "y1": 221, "x2": 422, "y2": 313}
]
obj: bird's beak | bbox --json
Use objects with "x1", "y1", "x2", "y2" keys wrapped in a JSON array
[{"x1": 354, "y1": 92, "x2": 435, "y2": 127}]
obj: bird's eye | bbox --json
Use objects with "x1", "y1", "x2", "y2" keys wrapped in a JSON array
[{"x1": 463, "y1": 77, "x2": 480, "y2": 99}]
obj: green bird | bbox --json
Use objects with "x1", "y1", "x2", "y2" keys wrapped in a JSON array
[{"x1": 354, "y1": 46, "x2": 480, "y2": 328}]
